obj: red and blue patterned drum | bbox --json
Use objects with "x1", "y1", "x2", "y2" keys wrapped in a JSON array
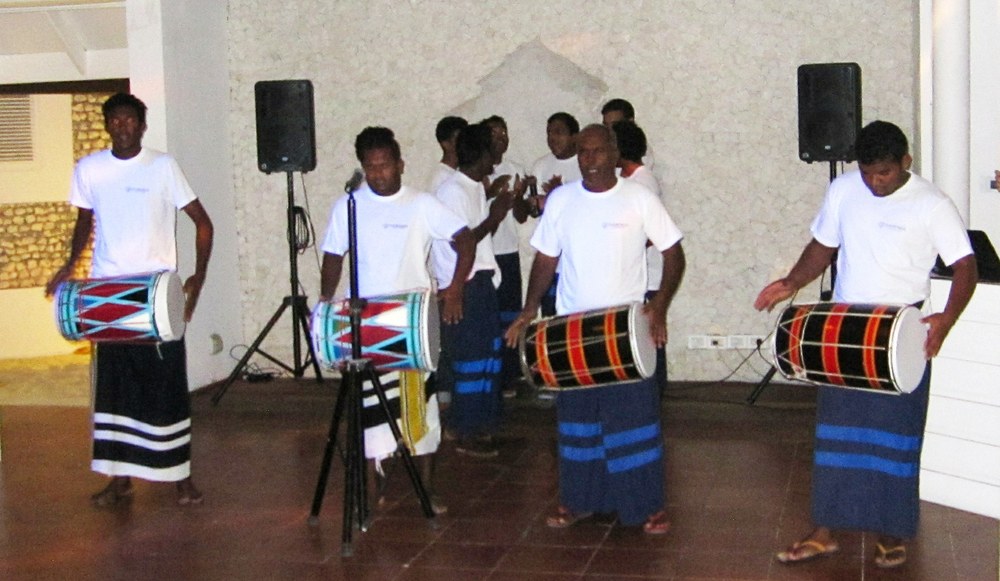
[
  {"x1": 519, "y1": 302, "x2": 656, "y2": 390},
  {"x1": 772, "y1": 302, "x2": 927, "y2": 394},
  {"x1": 54, "y1": 271, "x2": 186, "y2": 343},
  {"x1": 311, "y1": 290, "x2": 439, "y2": 372}
]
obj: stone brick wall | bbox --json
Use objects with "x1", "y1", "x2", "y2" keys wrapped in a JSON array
[{"x1": 0, "y1": 93, "x2": 107, "y2": 290}]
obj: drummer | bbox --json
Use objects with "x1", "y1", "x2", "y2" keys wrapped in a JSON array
[
  {"x1": 319, "y1": 126, "x2": 475, "y2": 514},
  {"x1": 754, "y1": 120, "x2": 976, "y2": 569},
  {"x1": 505, "y1": 123, "x2": 684, "y2": 534},
  {"x1": 44, "y1": 92, "x2": 214, "y2": 507}
]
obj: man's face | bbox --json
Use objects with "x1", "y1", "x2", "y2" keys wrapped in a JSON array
[
  {"x1": 361, "y1": 146, "x2": 404, "y2": 197},
  {"x1": 577, "y1": 126, "x2": 619, "y2": 191},
  {"x1": 487, "y1": 122, "x2": 509, "y2": 160},
  {"x1": 104, "y1": 105, "x2": 146, "y2": 158},
  {"x1": 859, "y1": 154, "x2": 912, "y2": 197},
  {"x1": 547, "y1": 120, "x2": 575, "y2": 159},
  {"x1": 602, "y1": 110, "x2": 626, "y2": 128}
]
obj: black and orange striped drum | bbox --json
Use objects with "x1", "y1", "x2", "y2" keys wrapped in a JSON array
[
  {"x1": 772, "y1": 303, "x2": 927, "y2": 394},
  {"x1": 519, "y1": 302, "x2": 656, "y2": 390}
]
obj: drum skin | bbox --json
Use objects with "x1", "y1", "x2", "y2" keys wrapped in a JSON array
[
  {"x1": 54, "y1": 271, "x2": 185, "y2": 343},
  {"x1": 519, "y1": 302, "x2": 655, "y2": 390},
  {"x1": 772, "y1": 302, "x2": 927, "y2": 394}
]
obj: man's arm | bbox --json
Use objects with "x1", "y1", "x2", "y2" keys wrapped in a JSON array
[
  {"x1": 645, "y1": 242, "x2": 686, "y2": 346},
  {"x1": 181, "y1": 199, "x2": 214, "y2": 321},
  {"x1": 923, "y1": 253, "x2": 977, "y2": 358},
  {"x1": 754, "y1": 238, "x2": 837, "y2": 312},
  {"x1": 503, "y1": 252, "x2": 559, "y2": 347},
  {"x1": 45, "y1": 208, "x2": 94, "y2": 296},
  {"x1": 474, "y1": 181, "x2": 514, "y2": 240},
  {"x1": 320, "y1": 252, "x2": 345, "y2": 302},
  {"x1": 439, "y1": 227, "x2": 475, "y2": 324}
]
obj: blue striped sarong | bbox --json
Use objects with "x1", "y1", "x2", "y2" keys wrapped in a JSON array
[
  {"x1": 810, "y1": 365, "x2": 931, "y2": 538},
  {"x1": 495, "y1": 252, "x2": 523, "y2": 388},
  {"x1": 556, "y1": 375, "x2": 664, "y2": 525},
  {"x1": 440, "y1": 270, "x2": 503, "y2": 438}
]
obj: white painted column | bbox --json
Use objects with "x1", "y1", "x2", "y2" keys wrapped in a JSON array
[
  {"x1": 931, "y1": 0, "x2": 970, "y2": 224},
  {"x1": 125, "y1": 0, "x2": 166, "y2": 150}
]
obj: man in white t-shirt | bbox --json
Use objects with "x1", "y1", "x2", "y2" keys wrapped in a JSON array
[
  {"x1": 755, "y1": 121, "x2": 977, "y2": 569},
  {"x1": 320, "y1": 126, "x2": 475, "y2": 513},
  {"x1": 46, "y1": 93, "x2": 214, "y2": 508},
  {"x1": 615, "y1": 120, "x2": 669, "y2": 397},
  {"x1": 483, "y1": 115, "x2": 531, "y2": 397},
  {"x1": 428, "y1": 116, "x2": 467, "y2": 194},
  {"x1": 506, "y1": 124, "x2": 685, "y2": 534},
  {"x1": 601, "y1": 98, "x2": 655, "y2": 170},
  {"x1": 431, "y1": 123, "x2": 515, "y2": 458}
]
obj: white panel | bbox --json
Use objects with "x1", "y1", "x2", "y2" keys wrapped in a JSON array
[
  {"x1": 925, "y1": 396, "x2": 1000, "y2": 446},
  {"x1": 920, "y1": 470, "x2": 1000, "y2": 519},
  {"x1": 935, "y1": 319, "x2": 1000, "y2": 363},
  {"x1": 931, "y1": 358, "x2": 1000, "y2": 404},
  {"x1": 931, "y1": 279, "x2": 1000, "y2": 322},
  {"x1": 922, "y1": 434, "x2": 1000, "y2": 486}
]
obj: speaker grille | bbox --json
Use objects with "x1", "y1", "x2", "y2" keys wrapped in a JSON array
[
  {"x1": 797, "y1": 63, "x2": 861, "y2": 163},
  {"x1": 255, "y1": 80, "x2": 317, "y2": 173}
]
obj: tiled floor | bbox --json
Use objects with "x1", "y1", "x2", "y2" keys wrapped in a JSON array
[{"x1": 0, "y1": 373, "x2": 997, "y2": 580}]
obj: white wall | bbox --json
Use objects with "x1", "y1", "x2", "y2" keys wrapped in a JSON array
[{"x1": 226, "y1": 0, "x2": 918, "y2": 381}]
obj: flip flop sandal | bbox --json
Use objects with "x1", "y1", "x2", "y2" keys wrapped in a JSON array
[
  {"x1": 642, "y1": 511, "x2": 671, "y2": 535},
  {"x1": 874, "y1": 542, "x2": 907, "y2": 568},
  {"x1": 776, "y1": 539, "x2": 841, "y2": 564},
  {"x1": 545, "y1": 506, "x2": 593, "y2": 528}
]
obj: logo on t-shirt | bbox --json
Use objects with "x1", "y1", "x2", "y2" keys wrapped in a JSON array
[
  {"x1": 878, "y1": 221, "x2": 906, "y2": 232},
  {"x1": 602, "y1": 222, "x2": 628, "y2": 229},
  {"x1": 383, "y1": 223, "x2": 407, "y2": 230}
]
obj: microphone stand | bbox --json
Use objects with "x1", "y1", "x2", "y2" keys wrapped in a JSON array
[{"x1": 308, "y1": 174, "x2": 436, "y2": 556}]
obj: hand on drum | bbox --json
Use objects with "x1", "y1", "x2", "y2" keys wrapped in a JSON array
[
  {"x1": 45, "y1": 264, "x2": 73, "y2": 297},
  {"x1": 437, "y1": 285, "x2": 464, "y2": 325},
  {"x1": 920, "y1": 312, "x2": 956, "y2": 359},
  {"x1": 503, "y1": 311, "x2": 534, "y2": 348},
  {"x1": 642, "y1": 303, "x2": 668, "y2": 347},
  {"x1": 183, "y1": 273, "x2": 206, "y2": 322},
  {"x1": 754, "y1": 279, "x2": 796, "y2": 312}
]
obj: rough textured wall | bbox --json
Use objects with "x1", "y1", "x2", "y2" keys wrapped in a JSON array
[{"x1": 226, "y1": 0, "x2": 916, "y2": 381}]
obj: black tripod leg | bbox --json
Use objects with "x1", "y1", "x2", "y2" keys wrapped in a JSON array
[
  {"x1": 746, "y1": 366, "x2": 778, "y2": 405},
  {"x1": 211, "y1": 298, "x2": 291, "y2": 405},
  {"x1": 364, "y1": 365, "x2": 435, "y2": 519},
  {"x1": 308, "y1": 367, "x2": 352, "y2": 523},
  {"x1": 295, "y1": 296, "x2": 325, "y2": 383}
]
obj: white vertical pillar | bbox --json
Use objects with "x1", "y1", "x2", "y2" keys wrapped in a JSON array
[
  {"x1": 125, "y1": 0, "x2": 167, "y2": 151},
  {"x1": 931, "y1": 0, "x2": 970, "y2": 224}
]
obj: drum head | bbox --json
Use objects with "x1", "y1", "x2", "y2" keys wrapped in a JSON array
[
  {"x1": 627, "y1": 302, "x2": 657, "y2": 379},
  {"x1": 421, "y1": 290, "x2": 440, "y2": 371},
  {"x1": 154, "y1": 272, "x2": 187, "y2": 342},
  {"x1": 889, "y1": 305, "x2": 927, "y2": 394}
]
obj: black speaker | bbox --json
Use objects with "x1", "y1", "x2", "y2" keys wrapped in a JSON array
[
  {"x1": 797, "y1": 63, "x2": 861, "y2": 163},
  {"x1": 255, "y1": 80, "x2": 316, "y2": 173}
]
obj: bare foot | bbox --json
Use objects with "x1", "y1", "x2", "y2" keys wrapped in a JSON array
[
  {"x1": 91, "y1": 476, "x2": 133, "y2": 507},
  {"x1": 176, "y1": 477, "x2": 203, "y2": 506}
]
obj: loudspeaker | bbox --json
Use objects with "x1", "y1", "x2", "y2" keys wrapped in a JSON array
[
  {"x1": 797, "y1": 63, "x2": 861, "y2": 163},
  {"x1": 255, "y1": 80, "x2": 316, "y2": 173}
]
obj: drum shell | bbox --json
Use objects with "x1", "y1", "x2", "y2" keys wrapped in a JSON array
[
  {"x1": 311, "y1": 290, "x2": 438, "y2": 372},
  {"x1": 53, "y1": 271, "x2": 186, "y2": 343},
  {"x1": 771, "y1": 302, "x2": 927, "y2": 394},
  {"x1": 519, "y1": 302, "x2": 655, "y2": 391}
]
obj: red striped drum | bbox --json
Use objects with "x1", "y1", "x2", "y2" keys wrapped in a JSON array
[{"x1": 771, "y1": 302, "x2": 927, "y2": 394}]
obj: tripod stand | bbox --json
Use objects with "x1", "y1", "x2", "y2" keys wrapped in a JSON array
[
  {"x1": 747, "y1": 161, "x2": 839, "y2": 405},
  {"x1": 212, "y1": 172, "x2": 323, "y2": 405},
  {"x1": 307, "y1": 176, "x2": 435, "y2": 557}
]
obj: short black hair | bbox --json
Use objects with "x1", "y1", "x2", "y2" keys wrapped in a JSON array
[
  {"x1": 547, "y1": 112, "x2": 580, "y2": 135},
  {"x1": 455, "y1": 123, "x2": 493, "y2": 167},
  {"x1": 856, "y1": 120, "x2": 908, "y2": 165},
  {"x1": 102, "y1": 93, "x2": 147, "y2": 125},
  {"x1": 601, "y1": 98, "x2": 635, "y2": 120},
  {"x1": 481, "y1": 115, "x2": 507, "y2": 129},
  {"x1": 354, "y1": 126, "x2": 401, "y2": 163},
  {"x1": 613, "y1": 120, "x2": 647, "y2": 163},
  {"x1": 435, "y1": 116, "x2": 468, "y2": 143}
]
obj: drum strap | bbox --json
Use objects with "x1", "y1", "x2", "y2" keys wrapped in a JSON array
[{"x1": 398, "y1": 371, "x2": 427, "y2": 452}]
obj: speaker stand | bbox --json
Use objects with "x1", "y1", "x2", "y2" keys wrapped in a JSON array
[
  {"x1": 747, "y1": 161, "x2": 839, "y2": 405},
  {"x1": 212, "y1": 172, "x2": 323, "y2": 405}
]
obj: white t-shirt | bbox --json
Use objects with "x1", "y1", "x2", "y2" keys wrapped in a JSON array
[
  {"x1": 69, "y1": 148, "x2": 196, "y2": 278},
  {"x1": 431, "y1": 171, "x2": 501, "y2": 289},
  {"x1": 623, "y1": 165, "x2": 669, "y2": 292},
  {"x1": 321, "y1": 184, "x2": 466, "y2": 298},
  {"x1": 811, "y1": 169, "x2": 972, "y2": 304},
  {"x1": 428, "y1": 162, "x2": 456, "y2": 194},
  {"x1": 489, "y1": 158, "x2": 526, "y2": 255},
  {"x1": 531, "y1": 153, "x2": 582, "y2": 189},
  {"x1": 531, "y1": 178, "x2": 684, "y2": 314}
]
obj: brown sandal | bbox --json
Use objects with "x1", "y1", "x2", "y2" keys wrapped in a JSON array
[
  {"x1": 776, "y1": 539, "x2": 841, "y2": 563},
  {"x1": 642, "y1": 510, "x2": 671, "y2": 535},
  {"x1": 874, "y1": 542, "x2": 907, "y2": 568},
  {"x1": 545, "y1": 505, "x2": 593, "y2": 528}
]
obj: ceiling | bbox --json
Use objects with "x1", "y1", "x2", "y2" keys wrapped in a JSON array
[{"x1": 0, "y1": 1, "x2": 125, "y2": 75}]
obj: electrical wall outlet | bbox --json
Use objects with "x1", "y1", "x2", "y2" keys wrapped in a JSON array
[
  {"x1": 688, "y1": 335, "x2": 729, "y2": 349},
  {"x1": 729, "y1": 335, "x2": 766, "y2": 350}
]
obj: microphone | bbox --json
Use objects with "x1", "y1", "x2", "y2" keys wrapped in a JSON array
[{"x1": 344, "y1": 169, "x2": 364, "y2": 193}]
